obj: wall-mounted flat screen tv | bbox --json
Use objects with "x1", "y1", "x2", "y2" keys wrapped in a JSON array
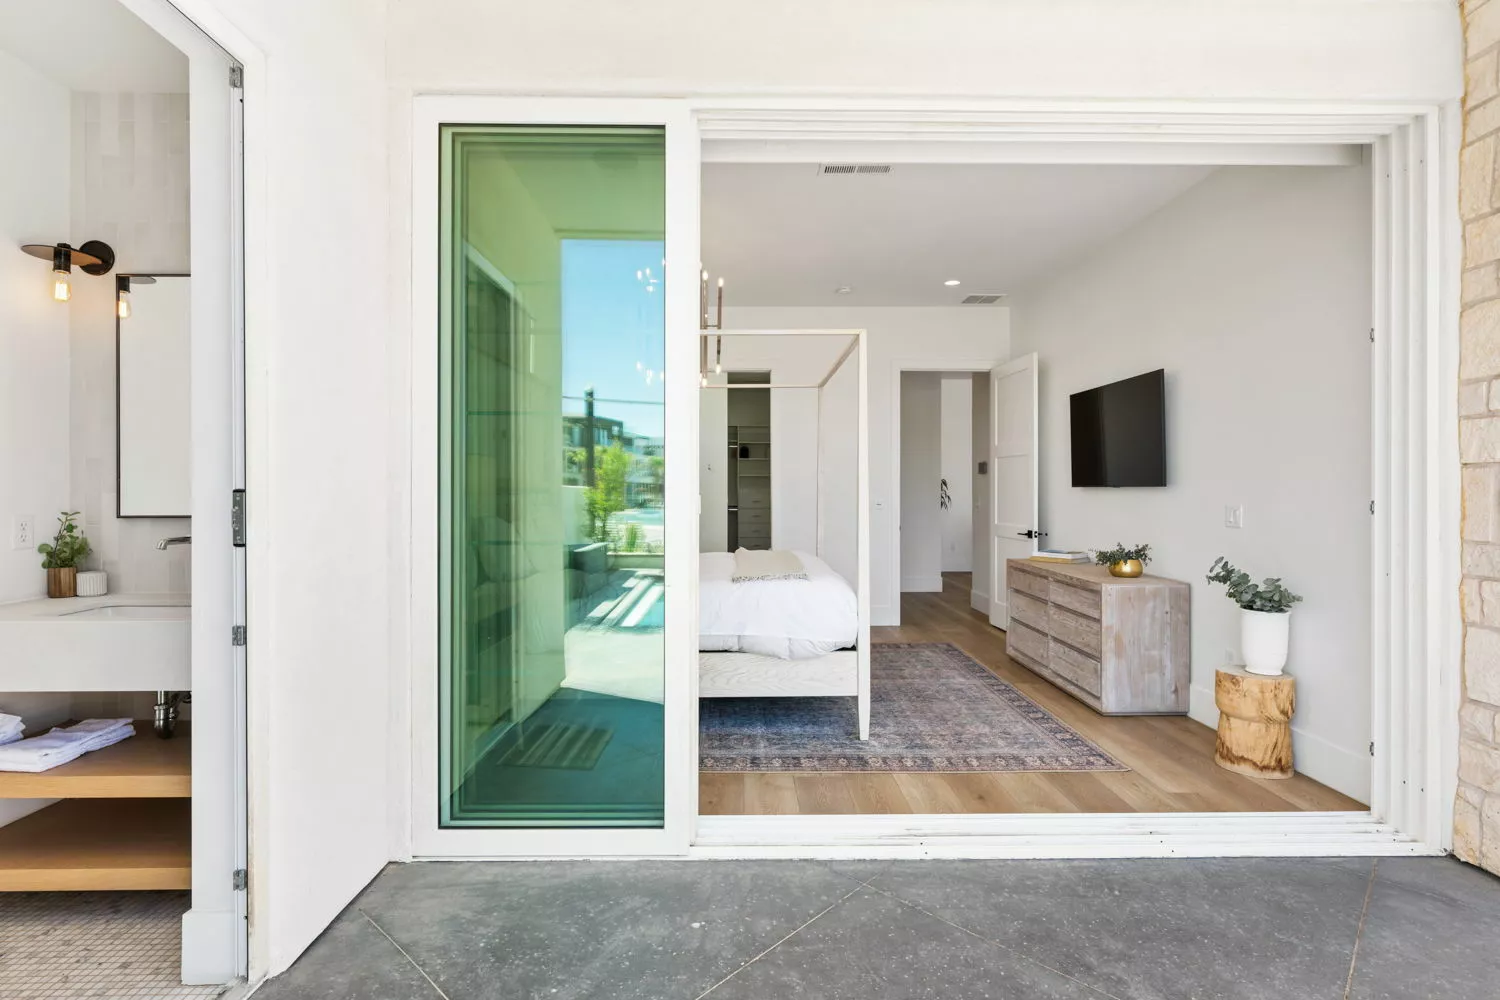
[{"x1": 1069, "y1": 368, "x2": 1167, "y2": 487}]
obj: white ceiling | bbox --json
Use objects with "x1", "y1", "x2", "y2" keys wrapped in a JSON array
[
  {"x1": 0, "y1": 0, "x2": 187, "y2": 93},
  {"x1": 702, "y1": 163, "x2": 1216, "y2": 307}
]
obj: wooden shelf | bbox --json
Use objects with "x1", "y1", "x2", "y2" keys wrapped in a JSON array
[
  {"x1": 0, "y1": 798, "x2": 190, "y2": 891},
  {"x1": 0, "y1": 722, "x2": 189, "y2": 799}
]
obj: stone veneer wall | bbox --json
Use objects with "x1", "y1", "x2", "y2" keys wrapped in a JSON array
[{"x1": 1459, "y1": 0, "x2": 1500, "y2": 873}]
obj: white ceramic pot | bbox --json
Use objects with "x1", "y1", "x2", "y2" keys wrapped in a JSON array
[
  {"x1": 1241, "y1": 608, "x2": 1291, "y2": 675},
  {"x1": 76, "y1": 570, "x2": 108, "y2": 597}
]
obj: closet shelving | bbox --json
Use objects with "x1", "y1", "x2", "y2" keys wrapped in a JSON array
[
  {"x1": 0, "y1": 721, "x2": 190, "y2": 890},
  {"x1": 731, "y1": 423, "x2": 771, "y2": 549}
]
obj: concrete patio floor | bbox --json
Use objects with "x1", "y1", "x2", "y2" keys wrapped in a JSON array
[{"x1": 253, "y1": 856, "x2": 1500, "y2": 1000}]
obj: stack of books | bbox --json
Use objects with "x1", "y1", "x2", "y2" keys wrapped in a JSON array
[{"x1": 1029, "y1": 549, "x2": 1091, "y2": 564}]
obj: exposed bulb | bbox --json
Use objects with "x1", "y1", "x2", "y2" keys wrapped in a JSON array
[
  {"x1": 700, "y1": 373, "x2": 708, "y2": 387},
  {"x1": 52, "y1": 269, "x2": 70, "y2": 302},
  {"x1": 715, "y1": 362, "x2": 722, "y2": 374},
  {"x1": 117, "y1": 290, "x2": 131, "y2": 319}
]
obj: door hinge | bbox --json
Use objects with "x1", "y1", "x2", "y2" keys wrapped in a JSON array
[
  {"x1": 229, "y1": 66, "x2": 243, "y2": 89},
  {"x1": 1369, "y1": 500, "x2": 1375, "y2": 515},
  {"x1": 232, "y1": 625, "x2": 247, "y2": 647},
  {"x1": 232, "y1": 868, "x2": 248, "y2": 891},
  {"x1": 1369, "y1": 327, "x2": 1375, "y2": 343},
  {"x1": 1369, "y1": 741, "x2": 1375, "y2": 757},
  {"x1": 231, "y1": 490, "x2": 246, "y2": 547}
]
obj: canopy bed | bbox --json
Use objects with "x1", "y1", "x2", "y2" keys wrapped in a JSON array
[{"x1": 697, "y1": 329, "x2": 871, "y2": 739}]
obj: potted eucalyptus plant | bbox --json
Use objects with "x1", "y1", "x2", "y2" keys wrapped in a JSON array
[
  {"x1": 1095, "y1": 542, "x2": 1151, "y2": 578},
  {"x1": 1206, "y1": 556, "x2": 1302, "y2": 675},
  {"x1": 37, "y1": 511, "x2": 91, "y2": 599}
]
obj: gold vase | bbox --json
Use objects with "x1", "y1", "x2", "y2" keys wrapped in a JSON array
[{"x1": 1109, "y1": 559, "x2": 1144, "y2": 578}]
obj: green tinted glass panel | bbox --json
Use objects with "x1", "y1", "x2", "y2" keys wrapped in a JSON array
[{"x1": 439, "y1": 125, "x2": 666, "y2": 827}]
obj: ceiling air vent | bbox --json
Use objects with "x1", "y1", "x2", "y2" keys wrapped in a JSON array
[
  {"x1": 818, "y1": 164, "x2": 893, "y2": 175},
  {"x1": 961, "y1": 294, "x2": 1007, "y2": 305}
]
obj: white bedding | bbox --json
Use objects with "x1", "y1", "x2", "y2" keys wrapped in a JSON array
[{"x1": 699, "y1": 550, "x2": 857, "y2": 660}]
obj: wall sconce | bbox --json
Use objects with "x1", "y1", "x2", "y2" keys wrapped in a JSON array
[
  {"x1": 115, "y1": 274, "x2": 154, "y2": 319},
  {"x1": 20, "y1": 240, "x2": 115, "y2": 302}
]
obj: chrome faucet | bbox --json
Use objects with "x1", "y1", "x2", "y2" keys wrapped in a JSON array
[{"x1": 156, "y1": 536, "x2": 191, "y2": 550}]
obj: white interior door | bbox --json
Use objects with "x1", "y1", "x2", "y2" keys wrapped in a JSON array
[{"x1": 989, "y1": 353, "x2": 1039, "y2": 629}]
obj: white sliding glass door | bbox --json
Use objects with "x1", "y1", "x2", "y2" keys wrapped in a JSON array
[{"x1": 412, "y1": 98, "x2": 699, "y2": 856}]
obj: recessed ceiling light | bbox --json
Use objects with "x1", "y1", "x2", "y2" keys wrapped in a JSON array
[
  {"x1": 944, "y1": 279, "x2": 961, "y2": 286},
  {"x1": 835, "y1": 285, "x2": 853, "y2": 295}
]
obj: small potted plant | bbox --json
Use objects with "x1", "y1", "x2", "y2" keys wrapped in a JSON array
[
  {"x1": 1206, "y1": 556, "x2": 1303, "y2": 675},
  {"x1": 1095, "y1": 542, "x2": 1151, "y2": 578},
  {"x1": 37, "y1": 511, "x2": 91, "y2": 599}
]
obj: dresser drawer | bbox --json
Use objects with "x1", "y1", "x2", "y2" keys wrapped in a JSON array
[
  {"x1": 1009, "y1": 567, "x2": 1050, "y2": 601},
  {"x1": 1047, "y1": 603, "x2": 1102, "y2": 658},
  {"x1": 738, "y1": 509, "x2": 769, "y2": 526},
  {"x1": 739, "y1": 492, "x2": 770, "y2": 509},
  {"x1": 1049, "y1": 639, "x2": 1103, "y2": 696},
  {"x1": 1050, "y1": 580, "x2": 1101, "y2": 620},
  {"x1": 1009, "y1": 590, "x2": 1048, "y2": 632},
  {"x1": 1006, "y1": 620, "x2": 1049, "y2": 666}
]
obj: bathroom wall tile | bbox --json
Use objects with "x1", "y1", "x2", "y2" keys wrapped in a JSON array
[{"x1": 69, "y1": 90, "x2": 191, "y2": 594}]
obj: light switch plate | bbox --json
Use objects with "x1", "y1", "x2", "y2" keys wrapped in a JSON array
[{"x1": 1224, "y1": 505, "x2": 1244, "y2": 529}]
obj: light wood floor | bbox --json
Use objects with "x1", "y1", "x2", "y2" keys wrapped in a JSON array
[{"x1": 700, "y1": 572, "x2": 1366, "y2": 816}]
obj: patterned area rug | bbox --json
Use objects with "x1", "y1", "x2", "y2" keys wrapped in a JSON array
[{"x1": 699, "y1": 642, "x2": 1125, "y2": 773}]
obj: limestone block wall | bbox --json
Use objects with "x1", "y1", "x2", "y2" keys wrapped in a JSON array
[{"x1": 1458, "y1": 0, "x2": 1500, "y2": 872}]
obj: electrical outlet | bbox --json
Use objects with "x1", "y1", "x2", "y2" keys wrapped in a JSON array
[
  {"x1": 12, "y1": 515, "x2": 34, "y2": 551},
  {"x1": 1224, "y1": 505, "x2": 1244, "y2": 529}
]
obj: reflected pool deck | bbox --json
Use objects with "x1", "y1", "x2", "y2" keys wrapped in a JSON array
[
  {"x1": 255, "y1": 856, "x2": 1500, "y2": 999},
  {"x1": 451, "y1": 687, "x2": 664, "y2": 824},
  {"x1": 451, "y1": 567, "x2": 668, "y2": 824}
]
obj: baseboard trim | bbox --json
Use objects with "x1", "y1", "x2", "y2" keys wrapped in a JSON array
[
  {"x1": 1187, "y1": 683, "x2": 1369, "y2": 804},
  {"x1": 900, "y1": 575, "x2": 943, "y2": 593},
  {"x1": 970, "y1": 589, "x2": 990, "y2": 614}
]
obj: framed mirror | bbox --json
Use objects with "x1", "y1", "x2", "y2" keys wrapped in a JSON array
[{"x1": 117, "y1": 273, "x2": 191, "y2": 517}]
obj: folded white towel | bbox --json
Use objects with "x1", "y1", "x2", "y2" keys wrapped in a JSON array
[
  {"x1": 0, "y1": 713, "x2": 23, "y2": 747},
  {"x1": 732, "y1": 548, "x2": 809, "y2": 583},
  {"x1": 0, "y1": 718, "x2": 134, "y2": 773},
  {"x1": 60, "y1": 718, "x2": 135, "y2": 752}
]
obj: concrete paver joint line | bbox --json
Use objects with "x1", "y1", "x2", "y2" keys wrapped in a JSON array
[
  {"x1": 1342, "y1": 859, "x2": 1378, "y2": 1000},
  {"x1": 360, "y1": 909, "x2": 454, "y2": 1000},
  {"x1": 693, "y1": 879, "x2": 873, "y2": 1000}
]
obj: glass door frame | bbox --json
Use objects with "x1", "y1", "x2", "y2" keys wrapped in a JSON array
[{"x1": 410, "y1": 96, "x2": 700, "y2": 857}]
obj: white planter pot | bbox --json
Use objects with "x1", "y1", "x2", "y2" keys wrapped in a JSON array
[{"x1": 1241, "y1": 608, "x2": 1291, "y2": 675}]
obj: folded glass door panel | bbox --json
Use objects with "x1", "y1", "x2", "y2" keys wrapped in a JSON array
[{"x1": 440, "y1": 125, "x2": 667, "y2": 827}]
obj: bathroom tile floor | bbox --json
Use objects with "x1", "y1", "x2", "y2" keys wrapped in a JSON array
[
  {"x1": 0, "y1": 890, "x2": 225, "y2": 1000},
  {"x1": 254, "y1": 855, "x2": 1500, "y2": 1000}
]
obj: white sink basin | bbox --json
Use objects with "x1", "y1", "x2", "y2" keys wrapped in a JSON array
[
  {"x1": 0, "y1": 594, "x2": 191, "y2": 691},
  {"x1": 60, "y1": 605, "x2": 191, "y2": 621}
]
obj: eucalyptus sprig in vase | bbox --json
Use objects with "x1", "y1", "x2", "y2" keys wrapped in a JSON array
[
  {"x1": 1095, "y1": 542, "x2": 1151, "y2": 578},
  {"x1": 38, "y1": 511, "x2": 91, "y2": 598},
  {"x1": 1206, "y1": 556, "x2": 1302, "y2": 675}
]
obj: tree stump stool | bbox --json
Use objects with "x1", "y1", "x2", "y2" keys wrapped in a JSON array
[{"x1": 1214, "y1": 666, "x2": 1295, "y2": 779}]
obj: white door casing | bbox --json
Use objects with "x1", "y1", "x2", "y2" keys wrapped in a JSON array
[{"x1": 989, "y1": 353, "x2": 1039, "y2": 630}]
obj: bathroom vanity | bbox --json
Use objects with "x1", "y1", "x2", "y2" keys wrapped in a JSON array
[
  {"x1": 0, "y1": 594, "x2": 191, "y2": 890},
  {"x1": 0, "y1": 594, "x2": 190, "y2": 691}
]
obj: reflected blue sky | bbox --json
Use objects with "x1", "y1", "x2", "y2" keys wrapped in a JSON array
[{"x1": 561, "y1": 239, "x2": 667, "y2": 439}]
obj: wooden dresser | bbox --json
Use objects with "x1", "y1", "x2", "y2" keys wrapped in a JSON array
[{"x1": 1004, "y1": 559, "x2": 1190, "y2": 715}]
